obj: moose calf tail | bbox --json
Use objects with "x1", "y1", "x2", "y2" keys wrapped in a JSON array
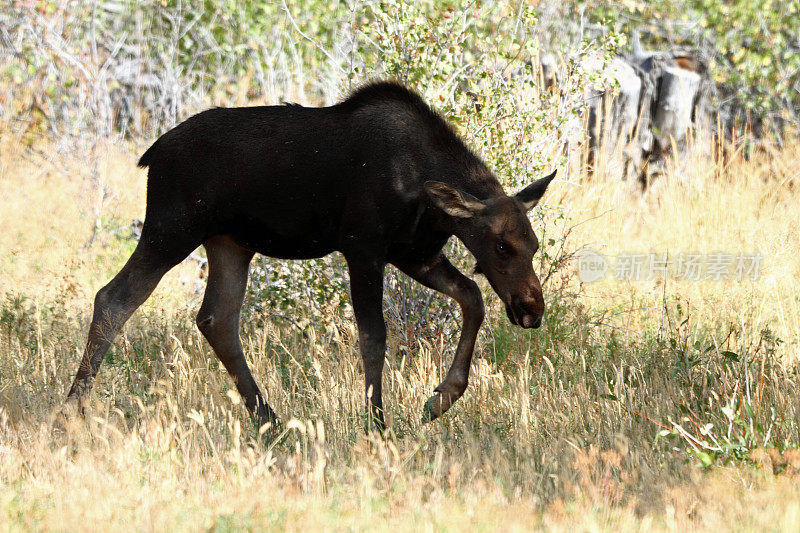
[{"x1": 137, "y1": 137, "x2": 163, "y2": 168}]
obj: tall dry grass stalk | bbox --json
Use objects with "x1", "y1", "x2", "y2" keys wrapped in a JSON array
[{"x1": 1, "y1": 125, "x2": 799, "y2": 529}]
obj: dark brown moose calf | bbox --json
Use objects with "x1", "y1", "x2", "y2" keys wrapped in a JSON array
[{"x1": 66, "y1": 82, "x2": 556, "y2": 431}]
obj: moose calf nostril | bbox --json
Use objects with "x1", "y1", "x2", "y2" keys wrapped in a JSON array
[{"x1": 521, "y1": 315, "x2": 543, "y2": 329}]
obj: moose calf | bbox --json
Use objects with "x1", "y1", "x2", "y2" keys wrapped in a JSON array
[{"x1": 66, "y1": 82, "x2": 556, "y2": 431}]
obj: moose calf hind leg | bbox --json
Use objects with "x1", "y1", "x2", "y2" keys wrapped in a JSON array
[
  {"x1": 197, "y1": 236, "x2": 278, "y2": 431},
  {"x1": 66, "y1": 242, "x2": 178, "y2": 411}
]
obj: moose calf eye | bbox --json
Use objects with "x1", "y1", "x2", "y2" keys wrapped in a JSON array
[{"x1": 496, "y1": 241, "x2": 507, "y2": 254}]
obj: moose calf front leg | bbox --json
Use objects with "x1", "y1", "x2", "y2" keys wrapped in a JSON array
[
  {"x1": 347, "y1": 257, "x2": 388, "y2": 432},
  {"x1": 395, "y1": 253, "x2": 485, "y2": 422}
]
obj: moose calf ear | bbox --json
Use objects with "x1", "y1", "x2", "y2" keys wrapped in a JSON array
[
  {"x1": 514, "y1": 169, "x2": 557, "y2": 211},
  {"x1": 424, "y1": 181, "x2": 484, "y2": 218}
]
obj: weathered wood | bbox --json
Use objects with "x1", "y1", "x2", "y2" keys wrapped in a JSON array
[
  {"x1": 540, "y1": 53, "x2": 559, "y2": 91},
  {"x1": 545, "y1": 34, "x2": 716, "y2": 190},
  {"x1": 652, "y1": 66, "x2": 702, "y2": 156},
  {"x1": 588, "y1": 58, "x2": 641, "y2": 148},
  {"x1": 585, "y1": 57, "x2": 644, "y2": 182}
]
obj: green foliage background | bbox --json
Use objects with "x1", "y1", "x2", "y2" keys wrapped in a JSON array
[
  {"x1": 588, "y1": 0, "x2": 800, "y2": 132},
  {"x1": 4, "y1": 0, "x2": 797, "y2": 140}
]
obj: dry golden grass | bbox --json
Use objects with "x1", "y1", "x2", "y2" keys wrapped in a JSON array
[{"x1": 1, "y1": 130, "x2": 799, "y2": 531}]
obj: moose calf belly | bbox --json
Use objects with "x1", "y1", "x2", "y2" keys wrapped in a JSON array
[{"x1": 223, "y1": 216, "x2": 339, "y2": 260}]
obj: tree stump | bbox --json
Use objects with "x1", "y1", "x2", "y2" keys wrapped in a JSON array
[
  {"x1": 545, "y1": 34, "x2": 716, "y2": 190},
  {"x1": 652, "y1": 66, "x2": 702, "y2": 161},
  {"x1": 586, "y1": 57, "x2": 644, "y2": 183}
]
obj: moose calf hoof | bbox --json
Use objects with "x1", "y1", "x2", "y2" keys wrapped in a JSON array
[
  {"x1": 257, "y1": 419, "x2": 283, "y2": 444},
  {"x1": 53, "y1": 397, "x2": 90, "y2": 432},
  {"x1": 422, "y1": 392, "x2": 454, "y2": 422},
  {"x1": 422, "y1": 380, "x2": 467, "y2": 422}
]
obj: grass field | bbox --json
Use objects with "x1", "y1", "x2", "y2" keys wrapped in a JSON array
[{"x1": 1, "y1": 127, "x2": 800, "y2": 531}]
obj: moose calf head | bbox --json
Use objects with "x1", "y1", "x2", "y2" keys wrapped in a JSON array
[{"x1": 425, "y1": 170, "x2": 557, "y2": 329}]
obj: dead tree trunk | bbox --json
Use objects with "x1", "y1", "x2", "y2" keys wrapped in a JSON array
[
  {"x1": 629, "y1": 38, "x2": 712, "y2": 185},
  {"x1": 554, "y1": 33, "x2": 717, "y2": 190},
  {"x1": 586, "y1": 57, "x2": 644, "y2": 184},
  {"x1": 652, "y1": 66, "x2": 702, "y2": 163}
]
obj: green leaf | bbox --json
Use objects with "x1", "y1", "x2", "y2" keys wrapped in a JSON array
[
  {"x1": 696, "y1": 451, "x2": 714, "y2": 468},
  {"x1": 721, "y1": 351, "x2": 740, "y2": 362}
]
